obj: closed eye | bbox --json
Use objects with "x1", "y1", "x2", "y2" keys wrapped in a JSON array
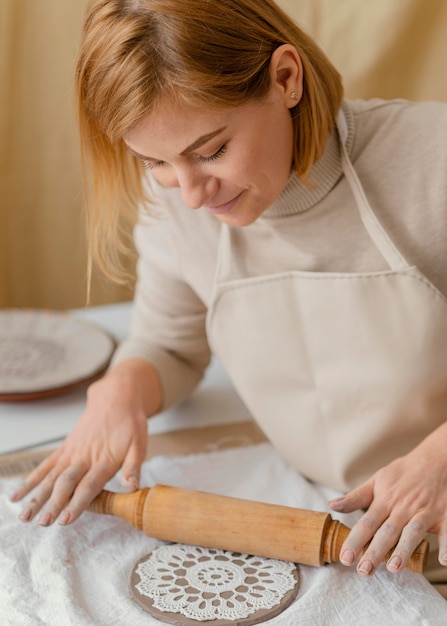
[
  {"x1": 140, "y1": 142, "x2": 228, "y2": 170},
  {"x1": 141, "y1": 159, "x2": 164, "y2": 171},
  {"x1": 196, "y1": 143, "x2": 228, "y2": 163}
]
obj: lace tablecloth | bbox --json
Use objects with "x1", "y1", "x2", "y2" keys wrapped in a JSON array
[{"x1": 1, "y1": 443, "x2": 446, "y2": 626}]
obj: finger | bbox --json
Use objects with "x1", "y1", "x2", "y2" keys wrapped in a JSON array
[
  {"x1": 36, "y1": 466, "x2": 86, "y2": 526},
  {"x1": 358, "y1": 517, "x2": 404, "y2": 576},
  {"x1": 386, "y1": 516, "x2": 428, "y2": 573},
  {"x1": 120, "y1": 466, "x2": 140, "y2": 491},
  {"x1": 58, "y1": 465, "x2": 116, "y2": 525},
  {"x1": 329, "y1": 482, "x2": 374, "y2": 514},
  {"x1": 120, "y1": 438, "x2": 147, "y2": 490},
  {"x1": 439, "y1": 525, "x2": 447, "y2": 566},
  {"x1": 17, "y1": 467, "x2": 64, "y2": 522},
  {"x1": 18, "y1": 490, "x2": 53, "y2": 523},
  {"x1": 10, "y1": 454, "x2": 60, "y2": 502},
  {"x1": 339, "y1": 506, "x2": 388, "y2": 568}
]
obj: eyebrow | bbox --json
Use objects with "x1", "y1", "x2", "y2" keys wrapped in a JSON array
[
  {"x1": 125, "y1": 126, "x2": 227, "y2": 161},
  {"x1": 180, "y1": 127, "x2": 227, "y2": 156}
]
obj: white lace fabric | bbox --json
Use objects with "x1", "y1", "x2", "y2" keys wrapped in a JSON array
[{"x1": 134, "y1": 544, "x2": 298, "y2": 622}]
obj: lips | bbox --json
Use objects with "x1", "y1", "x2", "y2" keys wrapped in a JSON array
[{"x1": 204, "y1": 192, "x2": 243, "y2": 214}]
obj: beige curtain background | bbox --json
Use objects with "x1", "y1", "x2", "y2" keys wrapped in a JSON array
[
  {"x1": 1, "y1": 0, "x2": 447, "y2": 310},
  {"x1": 279, "y1": 0, "x2": 447, "y2": 102},
  {"x1": 0, "y1": 0, "x2": 133, "y2": 309}
]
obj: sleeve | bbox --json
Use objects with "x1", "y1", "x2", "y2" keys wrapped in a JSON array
[{"x1": 111, "y1": 206, "x2": 211, "y2": 410}]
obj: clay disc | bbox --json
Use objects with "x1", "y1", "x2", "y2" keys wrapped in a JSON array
[{"x1": 130, "y1": 544, "x2": 299, "y2": 625}]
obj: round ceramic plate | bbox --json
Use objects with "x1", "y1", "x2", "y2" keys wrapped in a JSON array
[{"x1": 0, "y1": 309, "x2": 116, "y2": 401}]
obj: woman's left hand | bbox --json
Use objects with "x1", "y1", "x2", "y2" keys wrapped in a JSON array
[{"x1": 329, "y1": 423, "x2": 447, "y2": 576}]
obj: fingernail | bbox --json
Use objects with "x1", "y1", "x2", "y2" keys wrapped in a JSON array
[
  {"x1": 329, "y1": 498, "x2": 348, "y2": 512},
  {"x1": 358, "y1": 560, "x2": 373, "y2": 576},
  {"x1": 387, "y1": 556, "x2": 402, "y2": 571},
  {"x1": 10, "y1": 491, "x2": 21, "y2": 502},
  {"x1": 19, "y1": 507, "x2": 33, "y2": 522},
  {"x1": 38, "y1": 512, "x2": 53, "y2": 527},
  {"x1": 439, "y1": 553, "x2": 447, "y2": 566},
  {"x1": 58, "y1": 511, "x2": 72, "y2": 526},
  {"x1": 340, "y1": 549, "x2": 355, "y2": 566},
  {"x1": 126, "y1": 475, "x2": 139, "y2": 490}
]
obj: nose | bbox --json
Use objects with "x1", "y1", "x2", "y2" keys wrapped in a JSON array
[{"x1": 174, "y1": 166, "x2": 217, "y2": 210}]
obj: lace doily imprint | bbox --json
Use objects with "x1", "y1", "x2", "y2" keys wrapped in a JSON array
[
  {"x1": 129, "y1": 544, "x2": 299, "y2": 625},
  {"x1": 0, "y1": 309, "x2": 115, "y2": 399},
  {"x1": 0, "y1": 335, "x2": 65, "y2": 378}
]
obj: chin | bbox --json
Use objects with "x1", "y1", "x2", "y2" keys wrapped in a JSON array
[{"x1": 217, "y1": 212, "x2": 260, "y2": 227}]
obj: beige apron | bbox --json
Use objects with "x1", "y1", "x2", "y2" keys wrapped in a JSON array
[{"x1": 206, "y1": 111, "x2": 447, "y2": 493}]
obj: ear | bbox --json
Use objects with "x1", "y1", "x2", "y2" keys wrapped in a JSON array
[{"x1": 269, "y1": 44, "x2": 303, "y2": 108}]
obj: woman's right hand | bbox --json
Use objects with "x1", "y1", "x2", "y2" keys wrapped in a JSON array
[{"x1": 10, "y1": 358, "x2": 162, "y2": 527}]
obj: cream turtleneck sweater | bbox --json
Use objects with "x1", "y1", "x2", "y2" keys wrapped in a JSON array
[{"x1": 113, "y1": 98, "x2": 447, "y2": 409}]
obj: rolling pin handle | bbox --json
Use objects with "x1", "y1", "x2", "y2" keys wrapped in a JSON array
[
  {"x1": 323, "y1": 518, "x2": 429, "y2": 574},
  {"x1": 323, "y1": 519, "x2": 347, "y2": 564}
]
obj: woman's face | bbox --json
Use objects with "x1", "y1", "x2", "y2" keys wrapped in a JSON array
[{"x1": 124, "y1": 86, "x2": 296, "y2": 227}]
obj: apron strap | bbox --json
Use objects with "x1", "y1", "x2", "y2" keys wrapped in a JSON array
[
  {"x1": 213, "y1": 222, "x2": 234, "y2": 285},
  {"x1": 337, "y1": 111, "x2": 409, "y2": 271},
  {"x1": 215, "y1": 110, "x2": 411, "y2": 283}
]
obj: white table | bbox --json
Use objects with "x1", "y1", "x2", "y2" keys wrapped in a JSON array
[{"x1": 0, "y1": 302, "x2": 252, "y2": 455}]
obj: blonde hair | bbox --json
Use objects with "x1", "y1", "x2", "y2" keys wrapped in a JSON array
[{"x1": 76, "y1": 0, "x2": 343, "y2": 281}]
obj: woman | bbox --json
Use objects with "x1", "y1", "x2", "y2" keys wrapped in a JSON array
[{"x1": 12, "y1": 0, "x2": 447, "y2": 586}]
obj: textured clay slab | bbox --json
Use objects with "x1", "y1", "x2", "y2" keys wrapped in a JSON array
[{"x1": 129, "y1": 544, "x2": 299, "y2": 626}]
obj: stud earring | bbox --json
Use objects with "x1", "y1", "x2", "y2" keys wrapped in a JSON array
[{"x1": 290, "y1": 92, "x2": 299, "y2": 100}]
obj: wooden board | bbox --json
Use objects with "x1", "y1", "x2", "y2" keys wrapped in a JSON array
[{"x1": 0, "y1": 420, "x2": 267, "y2": 479}]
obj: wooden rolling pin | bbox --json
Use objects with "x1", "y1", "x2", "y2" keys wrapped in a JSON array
[{"x1": 88, "y1": 484, "x2": 428, "y2": 573}]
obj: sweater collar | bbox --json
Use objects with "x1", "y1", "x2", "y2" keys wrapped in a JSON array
[{"x1": 261, "y1": 101, "x2": 355, "y2": 219}]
